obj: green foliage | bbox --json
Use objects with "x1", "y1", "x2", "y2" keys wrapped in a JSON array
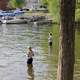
[
  {"x1": 42, "y1": 0, "x2": 49, "y2": 6},
  {"x1": 16, "y1": 0, "x2": 24, "y2": 7},
  {"x1": 9, "y1": 0, "x2": 25, "y2": 8},
  {"x1": 48, "y1": 0, "x2": 59, "y2": 22},
  {"x1": 42, "y1": 0, "x2": 60, "y2": 22}
]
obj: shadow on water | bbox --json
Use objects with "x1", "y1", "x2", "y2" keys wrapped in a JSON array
[{"x1": 27, "y1": 64, "x2": 34, "y2": 80}]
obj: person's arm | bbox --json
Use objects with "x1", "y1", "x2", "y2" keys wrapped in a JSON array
[
  {"x1": 27, "y1": 50, "x2": 29, "y2": 57},
  {"x1": 32, "y1": 51, "x2": 34, "y2": 56}
]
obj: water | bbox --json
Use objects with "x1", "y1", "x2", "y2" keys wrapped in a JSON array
[
  {"x1": 0, "y1": 24, "x2": 80, "y2": 80},
  {"x1": 0, "y1": 24, "x2": 55, "y2": 80}
]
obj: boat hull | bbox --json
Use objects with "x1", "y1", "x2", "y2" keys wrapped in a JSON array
[{"x1": 1, "y1": 19, "x2": 27, "y2": 24}]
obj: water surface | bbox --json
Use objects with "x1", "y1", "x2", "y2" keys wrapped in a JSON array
[{"x1": 0, "y1": 24, "x2": 80, "y2": 80}]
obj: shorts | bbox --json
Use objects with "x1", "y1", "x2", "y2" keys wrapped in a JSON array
[
  {"x1": 27, "y1": 58, "x2": 33, "y2": 64},
  {"x1": 49, "y1": 42, "x2": 52, "y2": 46}
]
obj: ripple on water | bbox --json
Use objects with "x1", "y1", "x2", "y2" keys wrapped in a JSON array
[{"x1": 0, "y1": 24, "x2": 57, "y2": 80}]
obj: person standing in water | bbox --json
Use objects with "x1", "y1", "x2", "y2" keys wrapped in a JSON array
[
  {"x1": 27, "y1": 47, "x2": 34, "y2": 64},
  {"x1": 48, "y1": 33, "x2": 53, "y2": 47}
]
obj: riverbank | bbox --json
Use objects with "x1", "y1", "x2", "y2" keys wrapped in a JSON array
[{"x1": 0, "y1": 11, "x2": 53, "y2": 25}]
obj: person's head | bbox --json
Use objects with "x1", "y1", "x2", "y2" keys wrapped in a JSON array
[
  {"x1": 49, "y1": 32, "x2": 52, "y2": 36},
  {"x1": 28, "y1": 47, "x2": 32, "y2": 51}
]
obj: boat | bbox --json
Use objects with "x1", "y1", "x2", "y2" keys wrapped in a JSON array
[
  {"x1": 1, "y1": 18, "x2": 27, "y2": 24},
  {"x1": 33, "y1": 19, "x2": 53, "y2": 25},
  {"x1": 0, "y1": 8, "x2": 27, "y2": 24}
]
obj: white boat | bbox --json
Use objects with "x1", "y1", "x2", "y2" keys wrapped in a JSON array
[{"x1": 1, "y1": 18, "x2": 27, "y2": 24}]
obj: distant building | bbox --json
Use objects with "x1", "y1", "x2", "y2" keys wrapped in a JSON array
[
  {"x1": 0, "y1": 0, "x2": 9, "y2": 10},
  {"x1": 26, "y1": 0, "x2": 42, "y2": 10}
]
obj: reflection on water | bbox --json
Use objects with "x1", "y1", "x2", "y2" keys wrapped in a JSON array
[
  {"x1": 48, "y1": 46, "x2": 53, "y2": 56},
  {"x1": 27, "y1": 64, "x2": 34, "y2": 80},
  {"x1": 75, "y1": 21, "x2": 80, "y2": 34}
]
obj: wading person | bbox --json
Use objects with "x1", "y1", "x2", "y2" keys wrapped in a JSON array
[
  {"x1": 27, "y1": 47, "x2": 34, "y2": 64},
  {"x1": 48, "y1": 33, "x2": 53, "y2": 47}
]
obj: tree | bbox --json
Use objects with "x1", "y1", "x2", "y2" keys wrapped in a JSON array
[
  {"x1": 42, "y1": 0, "x2": 49, "y2": 6},
  {"x1": 16, "y1": 0, "x2": 25, "y2": 7},
  {"x1": 57, "y1": 0, "x2": 76, "y2": 80},
  {"x1": 42, "y1": 0, "x2": 59, "y2": 22},
  {"x1": 8, "y1": 0, "x2": 25, "y2": 8}
]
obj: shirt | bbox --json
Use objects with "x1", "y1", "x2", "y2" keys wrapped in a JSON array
[
  {"x1": 48, "y1": 35, "x2": 53, "y2": 43},
  {"x1": 27, "y1": 50, "x2": 34, "y2": 59}
]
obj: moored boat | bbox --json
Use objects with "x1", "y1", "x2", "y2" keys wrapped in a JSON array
[
  {"x1": 33, "y1": 19, "x2": 53, "y2": 25},
  {"x1": 1, "y1": 18, "x2": 27, "y2": 24}
]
